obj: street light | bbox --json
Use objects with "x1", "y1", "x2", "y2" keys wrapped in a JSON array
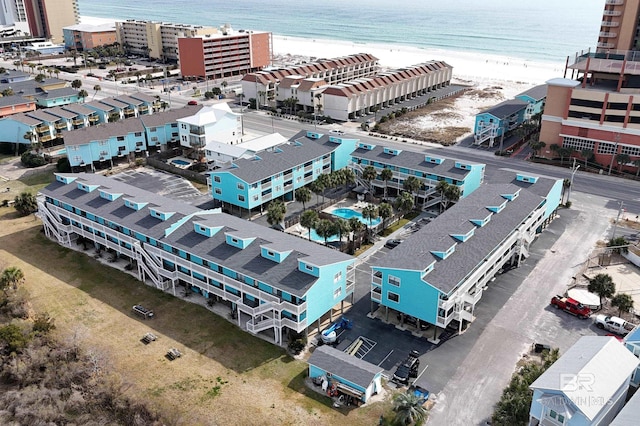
[
  {"x1": 566, "y1": 158, "x2": 580, "y2": 204},
  {"x1": 608, "y1": 133, "x2": 620, "y2": 176}
]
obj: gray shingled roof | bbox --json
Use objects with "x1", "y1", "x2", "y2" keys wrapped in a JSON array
[
  {"x1": 85, "y1": 101, "x2": 114, "y2": 112},
  {"x1": 41, "y1": 173, "x2": 353, "y2": 297},
  {"x1": 0, "y1": 78, "x2": 66, "y2": 97},
  {"x1": 490, "y1": 169, "x2": 557, "y2": 197},
  {"x1": 351, "y1": 146, "x2": 481, "y2": 180},
  {"x1": 5, "y1": 113, "x2": 41, "y2": 126},
  {"x1": 214, "y1": 130, "x2": 338, "y2": 183},
  {"x1": 610, "y1": 386, "x2": 640, "y2": 426},
  {"x1": 115, "y1": 95, "x2": 143, "y2": 106},
  {"x1": 129, "y1": 92, "x2": 157, "y2": 104},
  {"x1": 0, "y1": 95, "x2": 31, "y2": 107},
  {"x1": 517, "y1": 84, "x2": 547, "y2": 101},
  {"x1": 63, "y1": 120, "x2": 145, "y2": 146},
  {"x1": 46, "y1": 106, "x2": 77, "y2": 120},
  {"x1": 99, "y1": 98, "x2": 129, "y2": 109},
  {"x1": 62, "y1": 103, "x2": 96, "y2": 116},
  {"x1": 33, "y1": 87, "x2": 79, "y2": 99},
  {"x1": 0, "y1": 70, "x2": 30, "y2": 82},
  {"x1": 308, "y1": 345, "x2": 382, "y2": 388},
  {"x1": 27, "y1": 109, "x2": 62, "y2": 123},
  {"x1": 374, "y1": 182, "x2": 546, "y2": 293},
  {"x1": 139, "y1": 105, "x2": 203, "y2": 127},
  {"x1": 480, "y1": 99, "x2": 527, "y2": 118}
]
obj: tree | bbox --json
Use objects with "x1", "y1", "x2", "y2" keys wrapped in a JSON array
[
  {"x1": 616, "y1": 153, "x2": 631, "y2": 173},
  {"x1": 561, "y1": 178, "x2": 571, "y2": 204},
  {"x1": 341, "y1": 168, "x2": 356, "y2": 190},
  {"x1": 581, "y1": 148, "x2": 593, "y2": 168},
  {"x1": 71, "y1": 79, "x2": 82, "y2": 89},
  {"x1": 348, "y1": 217, "x2": 365, "y2": 253},
  {"x1": 330, "y1": 169, "x2": 346, "y2": 191},
  {"x1": 308, "y1": 180, "x2": 324, "y2": 205},
  {"x1": 334, "y1": 218, "x2": 350, "y2": 249},
  {"x1": 380, "y1": 167, "x2": 393, "y2": 200},
  {"x1": 300, "y1": 210, "x2": 318, "y2": 241},
  {"x1": 23, "y1": 131, "x2": 34, "y2": 145},
  {"x1": 315, "y1": 219, "x2": 336, "y2": 246},
  {"x1": 362, "y1": 165, "x2": 377, "y2": 190},
  {"x1": 34, "y1": 73, "x2": 45, "y2": 83},
  {"x1": 607, "y1": 236, "x2": 629, "y2": 254},
  {"x1": 316, "y1": 173, "x2": 333, "y2": 202},
  {"x1": 612, "y1": 293, "x2": 634, "y2": 317},
  {"x1": 361, "y1": 204, "x2": 379, "y2": 236},
  {"x1": 2, "y1": 88, "x2": 14, "y2": 97},
  {"x1": 266, "y1": 200, "x2": 285, "y2": 228},
  {"x1": 13, "y1": 192, "x2": 37, "y2": 216},
  {"x1": 588, "y1": 273, "x2": 616, "y2": 307},
  {"x1": 403, "y1": 175, "x2": 422, "y2": 207},
  {"x1": 92, "y1": 84, "x2": 101, "y2": 100},
  {"x1": 53, "y1": 69, "x2": 60, "y2": 79},
  {"x1": 295, "y1": 187, "x2": 311, "y2": 210},
  {"x1": 378, "y1": 202, "x2": 393, "y2": 230},
  {"x1": 393, "y1": 391, "x2": 427, "y2": 425},
  {"x1": 78, "y1": 89, "x2": 88, "y2": 103},
  {"x1": 444, "y1": 184, "x2": 461, "y2": 208},
  {"x1": 557, "y1": 147, "x2": 572, "y2": 165},
  {"x1": 394, "y1": 191, "x2": 414, "y2": 216},
  {"x1": 0, "y1": 266, "x2": 24, "y2": 296}
]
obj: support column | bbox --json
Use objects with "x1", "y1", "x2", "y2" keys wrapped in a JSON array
[
  {"x1": 341, "y1": 300, "x2": 344, "y2": 313},
  {"x1": 329, "y1": 308, "x2": 333, "y2": 322},
  {"x1": 385, "y1": 306, "x2": 389, "y2": 322}
]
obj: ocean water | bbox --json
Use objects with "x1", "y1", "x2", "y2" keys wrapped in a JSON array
[{"x1": 78, "y1": 0, "x2": 605, "y2": 63}]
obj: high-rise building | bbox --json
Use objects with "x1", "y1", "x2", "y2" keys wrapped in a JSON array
[
  {"x1": 24, "y1": 0, "x2": 79, "y2": 43},
  {"x1": 115, "y1": 20, "x2": 218, "y2": 61},
  {"x1": 597, "y1": 0, "x2": 640, "y2": 52},
  {"x1": 0, "y1": 0, "x2": 29, "y2": 33}
]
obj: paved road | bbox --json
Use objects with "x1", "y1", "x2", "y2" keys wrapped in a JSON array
[{"x1": 426, "y1": 192, "x2": 613, "y2": 425}]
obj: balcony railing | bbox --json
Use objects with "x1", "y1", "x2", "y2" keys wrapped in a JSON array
[
  {"x1": 88, "y1": 115, "x2": 99, "y2": 122},
  {"x1": 598, "y1": 42, "x2": 615, "y2": 49},
  {"x1": 599, "y1": 31, "x2": 617, "y2": 38},
  {"x1": 72, "y1": 118, "x2": 84, "y2": 125},
  {"x1": 603, "y1": 10, "x2": 622, "y2": 16},
  {"x1": 36, "y1": 125, "x2": 49, "y2": 133},
  {"x1": 605, "y1": 0, "x2": 623, "y2": 5},
  {"x1": 55, "y1": 122, "x2": 67, "y2": 129},
  {"x1": 601, "y1": 21, "x2": 620, "y2": 27}
]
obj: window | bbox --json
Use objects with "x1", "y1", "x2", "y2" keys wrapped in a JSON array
[
  {"x1": 334, "y1": 271, "x2": 342, "y2": 282},
  {"x1": 118, "y1": 145, "x2": 126, "y2": 151},
  {"x1": 116, "y1": 136, "x2": 125, "y2": 141},
  {"x1": 388, "y1": 291, "x2": 399, "y2": 303},
  {"x1": 548, "y1": 410, "x2": 565, "y2": 424},
  {"x1": 333, "y1": 287, "x2": 342, "y2": 299},
  {"x1": 99, "y1": 140, "x2": 107, "y2": 146},
  {"x1": 389, "y1": 275, "x2": 401, "y2": 287},
  {"x1": 237, "y1": 183, "x2": 244, "y2": 190},
  {"x1": 214, "y1": 188, "x2": 221, "y2": 195},
  {"x1": 252, "y1": 195, "x2": 259, "y2": 201},
  {"x1": 267, "y1": 251, "x2": 274, "y2": 257},
  {"x1": 135, "y1": 141, "x2": 143, "y2": 147},
  {"x1": 597, "y1": 141, "x2": 617, "y2": 155},
  {"x1": 213, "y1": 176, "x2": 221, "y2": 183},
  {"x1": 305, "y1": 264, "x2": 313, "y2": 271},
  {"x1": 231, "y1": 238, "x2": 238, "y2": 243},
  {"x1": 238, "y1": 195, "x2": 245, "y2": 202}
]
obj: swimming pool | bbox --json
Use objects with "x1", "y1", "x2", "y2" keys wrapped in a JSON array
[
  {"x1": 331, "y1": 208, "x2": 381, "y2": 226},
  {"x1": 50, "y1": 148, "x2": 67, "y2": 156},
  {"x1": 171, "y1": 159, "x2": 191, "y2": 166},
  {"x1": 309, "y1": 228, "x2": 340, "y2": 243}
]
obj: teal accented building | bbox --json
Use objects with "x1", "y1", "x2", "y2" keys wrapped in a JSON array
[
  {"x1": 209, "y1": 130, "x2": 358, "y2": 214},
  {"x1": 33, "y1": 87, "x2": 81, "y2": 108},
  {"x1": 349, "y1": 143, "x2": 485, "y2": 207},
  {"x1": 623, "y1": 326, "x2": 640, "y2": 387},
  {"x1": 474, "y1": 84, "x2": 547, "y2": 146},
  {"x1": 38, "y1": 173, "x2": 356, "y2": 345},
  {"x1": 370, "y1": 171, "x2": 562, "y2": 338}
]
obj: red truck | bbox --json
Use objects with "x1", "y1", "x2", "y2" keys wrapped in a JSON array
[{"x1": 550, "y1": 295, "x2": 592, "y2": 319}]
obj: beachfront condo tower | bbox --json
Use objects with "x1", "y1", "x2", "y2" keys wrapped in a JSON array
[
  {"x1": 24, "y1": 0, "x2": 79, "y2": 43},
  {"x1": 597, "y1": 0, "x2": 640, "y2": 52}
]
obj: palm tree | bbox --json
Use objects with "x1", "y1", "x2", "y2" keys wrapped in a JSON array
[
  {"x1": 616, "y1": 153, "x2": 631, "y2": 173},
  {"x1": 378, "y1": 202, "x2": 393, "y2": 230},
  {"x1": 403, "y1": 175, "x2": 422, "y2": 207},
  {"x1": 71, "y1": 79, "x2": 82, "y2": 89},
  {"x1": 266, "y1": 200, "x2": 286, "y2": 228},
  {"x1": 330, "y1": 170, "x2": 346, "y2": 192},
  {"x1": 13, "y1": 192, "x2": 37, "y2": 216},
  {"x1": 443, "y1": 184, "x2": 461, "y2": 211},
  {"x1": 309, "y1": 180, "x2": 324, "y2": 205},
  {"x1": 581, "y1": 148, "x2": 593, "y2": 169},
  {"x1": 300, "y1": 210, "x2": 318, "y2": 241},
  {"x1": 348, "y1": 217, "x2": 365, "y2": 253},
  {"x1": 380, "y1": 167, "x2": 393, "y2": 200},
  {"x1": 53, "y1": 69, "x2": 60, "y2": 79},
  {"x1": 295, "y1": 187, "x2": 311, "y2": 210},
  {"x1": 334, "y1": 218, "x2": 350, "y2": 250},
  {"x1": 361, "y1": 204, "x2": 379, "y2": 238},
  {"x1": 315, "y1": 219, "x2": 336, "y2": 246},
  {"x1": 78, "y1": 89, "x2": 88, "y2": 103},
  {"x1": 557, "y1": 147, "x2": 572, "y2": 165},
  {"x1": 315, "y1": 173, "x2": 333, "y2": 203},
  {"x1": 362, "y1": 165, "x2": 377, "y2": 193},
  {"x1": 0, "y1": 266, "x2": 24, "y2": 296},
  {"x1": 588, "y1": 273, "x2": 616, "y2": 307},
  {"x1": 612, "y1": 293, "x2": 634, "y2": 317},
  {"x1": 92, "y1": 84, "x2": 101, "y2": 100},
  {"x1": 23, "y1": 131, "x2": 34, "y2": 146},
  {"x1": 341, "y1": 168, "x2": 356, "y2": 190},
  {"x1": 34, "y1": 73, "x2": 45, "y2": 83},
  {"x1": 393, "y1": 391, "x2": 427, "y2": 425},
  {"x1": 394, "y1": 191, "x2": 414, "y2": 216}
]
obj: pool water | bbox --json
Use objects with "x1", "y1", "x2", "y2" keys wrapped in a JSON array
[
  {"x1": 171, "y1": 159, "x2": 191, "y2": 166},
  {"x1": 310, "y1": 228, "x2": 340, "y2": 243},
  {"x1": 331, "y1": 208, "x2": 381, "y2": 226}
]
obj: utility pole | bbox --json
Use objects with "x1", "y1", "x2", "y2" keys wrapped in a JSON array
[
  {"x1": 608, "y1": 133, "x2": 620, "y2": 176},
  {"x1": 567, "y1": 157, "x2": 580, "y2": 204},
  {"x1": 612, "y1": 201, "x2": 624, "y2": 240}
]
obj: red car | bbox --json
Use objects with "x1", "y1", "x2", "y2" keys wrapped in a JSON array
[
  {"x1": 187, "y1": 100, "x2": 198, "y2": 105},
  {"x1": 550, "y1": 295, "x2": 592, "y2": 319}
]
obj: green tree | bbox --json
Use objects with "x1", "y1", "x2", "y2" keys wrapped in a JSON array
[
  {"x1": 607, "y1": 236, "x2": 629, "y2": 254},
  {"x1": 403, "y1": 175, "x2": 422, "y2": 207},
  {"x1": 330, "y1": 169, "x2": 346, "y2": 191},
  {"x1": 361, "y1": 204, "x2": 379, "y2": 236},
  {"x1": 393, "y1": 391, "x2": 427, "y2": 425},
  {"x1": 71, "y1": 79, "x2": 82, "y2": 89},
  {"x1": 92, "y1": 84, "x2": 101, "y2": 100},
  {"x1": 266, "y1": 200, "x2": 285, "y2": 228},
  {"x1": 300, "y1": 210, "x2": 318, "y2": 241},
  {"x1": 0, "y1": 323, "x2": 29, "y2": 353},
  {"x1": 581, "y1": 148, "x2": 593, "y2": 168},
  {"x1": 315, "y1": 173, "x2": 333, "y2": 203},
  {"x1": 616, "y1": 153, "x2": 631, "y2": 173},
  {"x1": 309, "y1": 180, "x2": 324, "y2": 205},
  {"x1": 378, "y1": 202, "x2": 393, "y2": 230},
  {"x1": 348, "y1": 216, "x2": 365, "y2": 253},
  {"x1": 588, "y1": 273, "x2": 616, "y2": 307},
  {"x1": 444, "y1": 184, "x2": 461, "y2": 210},
  {"x1": 315, "y1": 219, "x2": 336, "y2": 246},
  {"x1": 78, "y1": 89, "x2": 88, "y2": 103},
  {"x1": 34, "y1": 73, "x2": 45, "y2": 83},
  {"x1": 611, "y1": 293, "x2": 634, "y2": 317},
  {"x1": 334, "y1": 218, "x2": 350, "y2": 249},
  {"x1": 362, "y1": 165, "x2": 377, "y2": 191},
  {"x1": 394, "y1": 191, "x2": 415, "y2": 216},
  {"x1": 0, "y1": 266, "x2": 24, "y2": 296},
  {"x1": 295, "y1": 187, "x2": 311, "y2": 210},
  {"x1": 13, "y1": 192, "x2": 37, "y2": 216},
  {"x1": 380, "y1": 167, "x2": 393, "y2": 200},
  {"x1": 341, "y1": 168, "x2": 356, "y2": 190}
]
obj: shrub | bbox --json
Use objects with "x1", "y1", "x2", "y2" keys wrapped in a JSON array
[
  {"x1": 20, "y1": 152, "x2": 47, "y2": 168},
  {"x1": 56, "y1": 157, "x2": 71, "y2": 172}
]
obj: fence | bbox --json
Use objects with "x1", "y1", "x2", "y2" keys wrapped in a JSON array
[{"x1": 146, "y1": 156, "x2": 208, "y2": 185}]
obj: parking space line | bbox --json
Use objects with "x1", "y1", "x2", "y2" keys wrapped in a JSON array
[{"x1": 378, "y1": 349, "x2": 394, "y2": 367}]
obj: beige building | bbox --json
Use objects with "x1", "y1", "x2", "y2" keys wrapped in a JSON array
[
  {"x1": 116, "y1": 19, "x2": 218, "y2": 61},
  {"x1": 25, "y1": 0, "x2": 79, "y2": 43},
  {"x1": 597, "y1": 0, "x2": 640, "y2": 52}
]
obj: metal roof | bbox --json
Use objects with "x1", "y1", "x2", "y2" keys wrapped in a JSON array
[
  {"x1": 308, "y1": 345, "x2": 382, "y2": 388},
  {"x1": 41, "y1": 174, "x2": 353, "y2": 297},
  {"x1": 61, "y1": 103, "x2": 97, "y2": 116},
  {"x1": 63, "y1": 120, "x2": 145, "y2": 146},
  {"x1": 530, "y1": 336, "x2": 639, "y2": 421},
  {"x1": 33, "y1": 87, "x2": 79, "y2": 99},
  {"x1": 610, "y1": 387, "x2": 640, "y2": 426},
  {"x1": 479, "y1": 98, "x2": 528, "y2": 118}
]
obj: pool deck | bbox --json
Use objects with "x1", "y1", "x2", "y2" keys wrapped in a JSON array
[{"x1": 168, "y1": 156, "x2": 195, "y2": 170}]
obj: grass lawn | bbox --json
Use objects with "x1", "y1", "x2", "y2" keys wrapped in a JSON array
[{"x1": 0, "y1": 183, "x2": 394, "y2": 425}]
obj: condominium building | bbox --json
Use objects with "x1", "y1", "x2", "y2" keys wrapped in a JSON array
[
  {"x1": 349, "y1": 143, "x2": 485, "y2": 207},
  {"x1": 116, "y1": 19, "x2": 218, "y2": 61},
  {"x1": 370, "y1": 170, "x2": 562, "y2": 338},
  {"x1": 178, "y1": 28, "x2": 272, "y2": 81},
  {"x1": 38, "y1": 173, "x2": 356, "y2": 346},
  {"x1": 0, "y1": 0, "x2": 28, "y2": 32},
  {"x1": 176, "y1": 103, "x2": 242, "y2": 150},
  {"x1": 241, "y1": 53, "x2": 379, "y2": 105},
  {"x1": 597, "y1": 0, "x2": 640, "y2": 52},
  {"x1": 208, "y1": 130, "x2": 357, "y2": 214},
  {"x1": 63, "y1": 22, "x2": 117, "y2": 51},
  {"x1": 24, "y1": 0, "x2": 79, "y2": 43}
]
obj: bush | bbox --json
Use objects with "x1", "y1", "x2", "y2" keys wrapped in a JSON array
[
  {"x1": 56, "y1": 157, "x2": 71, "y2": 172},
  {"x1": 20, "y1": 152, "x2": 47, "y2": 168}
]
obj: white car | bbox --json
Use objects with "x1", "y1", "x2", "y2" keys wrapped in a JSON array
[
  {"x1": 329, "y1": 129, "x2": 345, "y2": 135},
  {"x1": 594, "y1": 314, "x2": 635, "y2": 335}
]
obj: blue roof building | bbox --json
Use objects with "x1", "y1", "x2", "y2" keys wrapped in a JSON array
[
  {"x1": 349, "y1": 143, "x2": 485, "y2": 207},
  {"x1": 209, "y1": 130, "x2": 358, "y2": 214},
  {"x1": 623, "y1": 325, "x2": 640, "y2": 387},
  {"x1": 370, "y1": 171, "x2": 562, "y2": 338},
  {"x1": 38, "y1": 173, "x2": 356, "y2": 345}
]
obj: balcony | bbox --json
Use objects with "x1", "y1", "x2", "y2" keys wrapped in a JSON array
[
  {"x1": 603, "y1": 10, "x2": 622, "y2": 16},
  {"x1": 88, "y1": 115, "x2": 99, "y2": 122},
  {"x1": 72, "y1": 118, "x2": 84, "y2": 125},
  {"x1": 601, "y1": 21, "x2": 620, "y2": 27},
  {"x1": 598, "y1": 42, "x2": 616, "y2": 49},
  {"x1": 36, "y1": 125, "x2": 50, "y2": 133},
  {"x1": 55, "y1": 122, "x2": 67, "y2": 130},
  {"x1": 139, "y1": 105, "x2": 149, "y2": 113},
  {"x1": 606, "y1": 0, "x2": 623, "y2": 4},
  {"x1": 40, "y1": 134, "x2": 54, "y2": 142},
  {"x1": 123, "y1": 108, "x2": 135, "y2": 116}
]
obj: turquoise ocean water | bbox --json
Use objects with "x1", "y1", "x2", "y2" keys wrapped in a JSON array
[{"x1": 79, "y1": 0, "x2": 605, "y2": 63}]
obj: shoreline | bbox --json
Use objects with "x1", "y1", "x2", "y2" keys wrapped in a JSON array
[{"x1": 80, "y1": 15, "x2": 563, "y2": 86}]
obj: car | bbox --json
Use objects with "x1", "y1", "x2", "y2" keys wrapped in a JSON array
[
  {"x1": 393, "y1": 350, "x2": 420, "y2": 385},
  {"x1": 329, "y1": 129, "x2": 345, "y2": 135},
  {"x1": 385, "y1": 239, "x2": 403, "y2": 249},
  {"x1": 132, "y1": 304, "x2": 154, "y2": 319},
  {"x1": 187, "y1": 100, "x2": 198, "y2": 105},
  {"x1": 550, "y1": 295, "x2": 592, "y2": 319},
  {"x1": 594, "y1": 314, "x2": 635, "y2": 335}
]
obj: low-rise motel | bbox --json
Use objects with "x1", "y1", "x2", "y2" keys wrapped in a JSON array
[
  {"x1": 348, "y1": 142, "x2": 485, "y2": 207},
  {"x1": 369, "y1": 170, "x2": 562, "y2": 338},
  {"x1": 38, "y1": 173, "x2": 356, "y2": 345},
  {"x1": 208, "y1": 130, "x2": 357, "y2": 214}
]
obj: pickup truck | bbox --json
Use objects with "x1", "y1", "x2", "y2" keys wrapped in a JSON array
[
  {"x1": 393, "y1": 350, "x2": 420, "y2": 385},
  {"x1": 594, "y1": 314, "x2": 635, "y2": 335},
  {"x1": 550, "y1": 295, "x2": 592, "y2": 319}
]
